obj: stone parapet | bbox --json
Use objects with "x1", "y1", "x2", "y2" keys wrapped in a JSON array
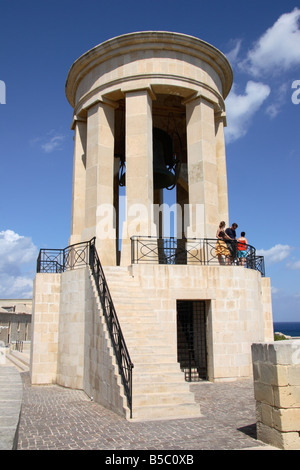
[{"x1": 252, "y1": 340, "x2": 300, "y2": 450}]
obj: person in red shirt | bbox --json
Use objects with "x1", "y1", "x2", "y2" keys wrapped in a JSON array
[{"x1": 237, "y1": 232, "x2": 248, "y2": 266}]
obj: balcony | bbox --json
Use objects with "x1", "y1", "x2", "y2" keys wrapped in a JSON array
[{"x1": 131, "y1": 236, "x2": 265, "y2": 276}]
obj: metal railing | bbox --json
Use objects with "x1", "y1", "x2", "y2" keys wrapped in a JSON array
[
  {"x1": 37, "y1": 241, "x2": 90, "y2": 273},
  {"x1": 14, "y1": 340, "x2": 23, "y2": 352},
  {"x1": 37, "y1": 238, "x2": 134, "y2": 418},
  {"x1": 131, "y1": 236, "x2": 265, "y2": 276},
  {"x1": 88, "y1": 238, "x2": 134, "y2": 417}
]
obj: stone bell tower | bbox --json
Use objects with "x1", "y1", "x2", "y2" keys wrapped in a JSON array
[
  {"x1": 65, "y1": 31, "x2": 232, "y2": 266},
  {"x1": 31, "y1": 32, "x2": 273, "y2": 421}
]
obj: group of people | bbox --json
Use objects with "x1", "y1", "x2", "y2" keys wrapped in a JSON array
[{"x1": 215, "y1": 221, "x2": 248, "y2": 266}]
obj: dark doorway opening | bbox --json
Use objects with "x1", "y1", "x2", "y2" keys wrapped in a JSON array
[{"x1": 177, "y1": 300, "x2": 208, "y2": 381}]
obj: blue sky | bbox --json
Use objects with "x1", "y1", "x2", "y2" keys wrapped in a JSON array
[{"x1": 0, "y1": 0, "x2": 299, "y2": 322}]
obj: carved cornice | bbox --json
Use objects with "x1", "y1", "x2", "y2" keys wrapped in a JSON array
[{"x1": 65, "y1": 31, "x2": 233, "y2": 109}]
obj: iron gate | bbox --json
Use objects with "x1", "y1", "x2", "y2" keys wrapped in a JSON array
[{"x1": 177, "y1": 300, "x2": 208, "y2": 381}]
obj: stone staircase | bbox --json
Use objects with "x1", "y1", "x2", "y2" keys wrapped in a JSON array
[
  {"x1": 103, "y1": 266, "x2": 201, "y2": 420},
  {"x1": 6, "y1": 349, "x2": 30, "y2": 372}
]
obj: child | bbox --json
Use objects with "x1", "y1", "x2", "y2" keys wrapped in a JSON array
[{"x1": 237, "y1": 232, "x2": 248, "y2": 266}]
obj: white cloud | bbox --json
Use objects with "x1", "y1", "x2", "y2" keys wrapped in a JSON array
[
  {"x1": 257, "y1": 244, "x2": 292, "y2": 264},
  {"x1": 225, "y1": 39, "x2": 242, "y2": 66},
  {"x1": 286, "y1": 259, "x2": 300, "y2": 270},
  {"x1": 224, "y1": 9, "x2": 300, "y2": 139},
  {"x1": 241, "y1": 8, "x2": 300, "y2": 76},
  {"x1": 0, "y1": 230, "x2": 38, "y2": 298},
  {"x1": 41, "y1": 134, "x2": 65, "y2": 153},
  {"x1": 0, "y1": 274, "x2": 33, "y2": 299},
  {"x1": 271, "y1": 286, "x2": 280, "y2": 295},
  {"x1": 0, "y1": 230, "x2": 37, "y2": 272},
  {"x1": 30, "y1": 130, "x2": 66, "y2": 154},
  {"x1": 265, "y1": 82, "x2": 289, "y2": 118},
  {"x1": 225, "y1": 81, "x2": 271, "y2": 143}
]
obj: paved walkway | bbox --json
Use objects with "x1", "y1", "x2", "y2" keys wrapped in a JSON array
[
  {"x1": 0, "y1": 366, "x2": 22, "y2": 450},
  {"x1": 17, "y1": 372, "x2": 273, "y2": 450}
]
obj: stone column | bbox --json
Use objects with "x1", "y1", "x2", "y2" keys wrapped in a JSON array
[
  {"x1": 121, "y1": 89, "x2": 156, "y2": 266},
  {"x1": 69, "y1": 118, "x2": 87, "y2": 246},
  {"x1": 215, "y1": 112, "x2": 229, "y2": 225},
  {"x1": 82, "y1": 101, "x2": 116, "y2": 265},
  {"x1": 185, "y1": 97, "x2": 218, "y2": 239}
]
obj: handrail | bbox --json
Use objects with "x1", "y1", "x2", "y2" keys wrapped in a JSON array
[
  {"x1": 131, "y1": 236, "x2": 265, "y2": 276},
  {"x1": 88, "y1": 238, "x2": 134, "y2": 418},
  {"x1": 36, "y1": 238, "x2": 134, "y2": 418}
]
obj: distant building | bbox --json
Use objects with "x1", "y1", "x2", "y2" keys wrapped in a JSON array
[{"x1": 0, "y1": 299, "x2": 32, "y2": 345}]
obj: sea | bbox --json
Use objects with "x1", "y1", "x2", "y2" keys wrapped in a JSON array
[{"x1": 273, "y1": 322, "x2": 300, "y2": 338}]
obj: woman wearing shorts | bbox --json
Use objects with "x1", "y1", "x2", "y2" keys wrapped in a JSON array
[{"x1": 216, "y1": 221, "x2": 232, "y2": 265}]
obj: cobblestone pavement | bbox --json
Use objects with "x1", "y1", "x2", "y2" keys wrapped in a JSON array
[{"x1": 17, "y1": 372, "x2": 269, "y2": 451}]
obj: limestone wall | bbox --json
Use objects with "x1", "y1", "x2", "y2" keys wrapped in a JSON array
[
  {"x1": 30, "y1": 267, "x2": 128, "y2": 417},
  {"x1": 31, "y1": 262, "x2": 273, "y2": 416},
  {"x1": 130, "y1": 264, "x2": 273, "y2": 381},
  {"x1": 83, "y1": 268, "x2": 129, "y2": 418},
  {"x1": 30, "y1": 273, "x2": 61, "y2": 384},
  {"x1": 56, "y1": 269, "x2": 85, "y2": 389},
  {"x1": 252, "y1": 341, "x2": 300, "y2": 450}
]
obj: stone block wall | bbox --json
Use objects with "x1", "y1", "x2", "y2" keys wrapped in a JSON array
[
  {"x1": 83, "y1": 269, "x2": 129, "y2": 418},
  {"x1": 31, "y1": 267, "x2": 128, "y2": 417},
  {"x1": 130, "y1": 264, "x2": 273, "y2": 382},
  {"x1": 56, "y1": 269, "x2": 85, "y2": 389},
  {"x1": 252, "y1": 341, "x2": 300, "y2": 450},
  {"x1": 30, "y1": 273, "x2": 61, "y2": 384}
]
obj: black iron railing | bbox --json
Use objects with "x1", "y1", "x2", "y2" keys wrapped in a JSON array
[
  {"x1": 88, "y1": 238, "x2": 134, "y2": 417},
  {"x1": 37, "y1": 240, "x2": 90, "y2": 273},
  {"x1": 131, "y1": 236, "x2": 265, "y2": 276},
  {"x1": 37, "y1": 238, "x2": 134, "y2": 418}
]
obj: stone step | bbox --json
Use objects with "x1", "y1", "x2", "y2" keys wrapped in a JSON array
[
  {"x1": 110, "y1": 295, "x2": 151, "y2": 306},
  {"x1": 125, "y1": 338, "x2": 171, "y2": 350},
  {"x1": 109, "y1": 293, "x2": 152, "y2": 305},
  {"x1": 10, "y1": 350, "x2": 30, "y2": 366},
  {"x1": 119, "y1": 325, "x2": 162, "y2": 335},
  {"x1": 110, "y1": 294, "x2": 152, "y2": 303},
  {"x1": 6, "y1": 351, "x2": 30, "y2": 372},
  {"x1": 104, "y1": 279, "x2": 137, "y2": 286},
  {"x1": 131, "y1": 402, "x2": 201, "y2": 420},
  {"x1": 118, "y1": 324, "x2": 163, "y2": 335},
  {"x1": 133, "y1": 370, "x2": 189, "y2": 383},
  {"x1": 115, "y1": 305, "x2": 156, "y2": 314},
  {"x1": 100, "y1": 266, "x2": 201, "y2": 420},
  {"x1": 114, "y1": 305, "x2": 155, "y2": 314},
  {"x1": 123, "y1": 336, "x2": 167, "y2": 347},
  {"x1": 130, "y1": 353, "x2": 177, "y2": 364},
  {"x1": 133, "y1": 381, "x2": 192, "y2": 394},
  {"x1": 117, "y1": 316, "x2": 158, "y2": 325},
  {"x1": 133, "y1": 362, "x2": 182, "y2": 373},
  {"x1": 133, "y1": 391, "x2": 195, "y2": 407},
  {"x1": 129, "y1": 345, "x2": 175, "y2": 355},
  {"x1": 116, "y1": 316, "x2": 157, "y2": 325},
  {"x1": 104, "y1": 281, "x2": 132, "y2": 287},
  {"x1": 104, "y1": 267, "x2": 131, "y2": 275}
]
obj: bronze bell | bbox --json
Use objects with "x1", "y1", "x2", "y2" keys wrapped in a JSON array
[
  {"x1": 118, "y1": 127, "x2": 180, "y2": 190},
  {"x1": 153, "y1": 128, "x2": 177, "y2": 190}
]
